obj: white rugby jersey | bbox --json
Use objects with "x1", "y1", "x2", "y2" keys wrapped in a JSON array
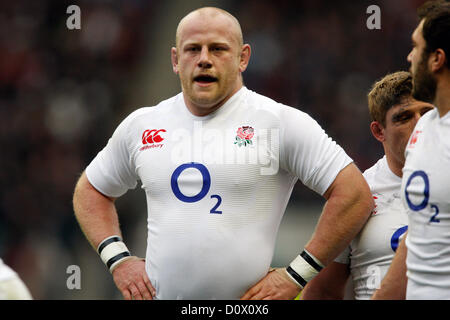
[
  {"x1": 335, "y1": 156, "x2": 407, "y2": 300},
  {"x1": 86, "y1": 87, "x2": 352, "y2": 299},
  {"x1": 402, "y1": 108, "x2": 450, "y2": 299}
]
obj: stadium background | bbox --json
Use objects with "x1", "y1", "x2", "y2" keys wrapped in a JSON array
[{"x1": 0, "y1": 0, "x2": 426, "y2": 299}]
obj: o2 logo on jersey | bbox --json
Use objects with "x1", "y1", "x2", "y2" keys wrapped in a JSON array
[
  {"x1": 405, "y1": 170, "x2": 440, "y2": 223},
  {"x1": 390, "y1": 225, "x2": 408, "y2": 252},
  {"x1": 171, "y1": 162, "x2": 222, "y2": 214}
]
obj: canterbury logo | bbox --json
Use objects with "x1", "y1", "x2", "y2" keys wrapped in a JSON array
[{"x1": 142, "y1": 129, "x2": 166, "y2": 144}]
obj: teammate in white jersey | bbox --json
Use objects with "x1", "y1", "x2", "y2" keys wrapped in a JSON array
[
  {"x1": 73, "y1": 7, "x2": 374, "y2": 300},
  {"x1": 374, "y1": 1, "x2": 450, "y2": 300},
  {"x1": 300, "y1": 72, "x2": 433, "y2": 300},
  {"x1": 0, "y1": 258, "x2": 32, "y2": 300}
]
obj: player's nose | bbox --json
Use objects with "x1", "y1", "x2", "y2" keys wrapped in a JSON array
[
  {"x1": 407, "y1": 50, "x2": 413, "y2": 63},
  {"x1": 198, "y1": 46, "x2": 212, "y2": 69}
]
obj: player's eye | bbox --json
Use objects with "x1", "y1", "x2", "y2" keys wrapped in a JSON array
[
  {"x1": 185, "y1": 46, "x2": 200, "y2": 52},
  {"x1": 393, "y1": 113, "x2": 411, "y2": 123},
  {"x1": 211, "y1": 46, "x2": 227, "y2": 52}
]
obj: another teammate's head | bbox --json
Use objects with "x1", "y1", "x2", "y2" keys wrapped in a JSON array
[
  {"x1": 368, "y1": 71, "x2": 434, "y2": 176},
  {"x1": 407, "y1": 0, "x2": 450, "y2": 103},
  {"x1": 171, "y1": 7, "x2": 251, "y2": 116}
]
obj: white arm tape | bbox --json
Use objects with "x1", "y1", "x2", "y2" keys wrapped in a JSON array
[
  {"x1": 289, "y1": 255, "x2": 319, "y2": 283},
  {"x1": 100, "y1": 241, "x2": 130, "y2": 265},
  {"x1": 287, "y1": 250, "x2": 324, "y2": 288},
  {"x1": 97, "y1": 235, "x2": 132, "y2": 272}
]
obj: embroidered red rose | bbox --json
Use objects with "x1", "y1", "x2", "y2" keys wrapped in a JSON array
[{"x1": 235, "y1": 126, "x2": 254, "y2": 147}]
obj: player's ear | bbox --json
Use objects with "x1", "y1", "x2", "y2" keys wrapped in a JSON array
[
  {"x1": 370, "y1": 121, "x2": 385, "y2": 142},
  {"x1": 430, "y1": 48, "x2": 446, "y2": 73},
  {"x1": 239, "y1": 44, "x2": 251, "y2": 73},
  {"x1": 171, "y1": 47, "x2": 179, "y2": 74}
]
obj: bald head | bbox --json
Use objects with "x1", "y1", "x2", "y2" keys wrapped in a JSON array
[
  {"x1": 170, "y1": 6, "x2": 251, "y2": 116},
  {"x1": 175, "y1": 7, "x2": 243, "y2": 49}
]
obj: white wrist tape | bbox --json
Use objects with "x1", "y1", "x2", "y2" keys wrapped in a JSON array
[
  {"x1": 97, "y1": 235, "x2": 131, "y2": 273},
  {"x1": 286, "y1": 250, "x2": 324, "y2": 288}
]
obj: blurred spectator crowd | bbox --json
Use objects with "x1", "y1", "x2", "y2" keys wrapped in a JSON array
[
  {"x1": 0, "y1": 0, "x2": 156, "y2": 299},
  {"x1": 0, "y1": 0, "x2": 427, "y2": 298}
]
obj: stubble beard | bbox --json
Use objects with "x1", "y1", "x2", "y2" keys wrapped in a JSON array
[{"x1": 412, "y1": 51, "x2": 437, "y2": 104}]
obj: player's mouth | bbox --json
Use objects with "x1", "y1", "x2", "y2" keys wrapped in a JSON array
[{"x1": 194, "y1": 75, "x2": 218, "y2": 87}]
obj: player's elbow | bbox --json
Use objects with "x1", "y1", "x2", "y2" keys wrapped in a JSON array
[
  {"x1": 326, "y1": 163, "x2": 375, "y2": 217},
  {"x1": 342, "y1": 179, "x2": 374, "y2": 228},
  {"x1": 345, "y1": 164, "x2": 374, "y2": 217},
  {"x1": 73, "y1": 171, "x2": 89, "y2": 214},
  {"x1": 72, "y1": 171, "x2": 113, "y2": 212},
  {"x1": 354, "y1": 177, "x2": 375, "y2": 218}
]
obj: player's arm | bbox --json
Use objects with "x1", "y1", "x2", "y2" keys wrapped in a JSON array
[
  {"x1": 371, "y1": 233, "x2": 407, "y2": 300},
  {"x1": 300, "y1": 262, "x2": 350, "y2": 300},
  {"x1": 73, "y1": 171, "x2": 155, "y2": 300},
  {"x1": 305, "y1": 163, "x2": 373, "y2": 265},
  {"x1": 241, "y1": 163, "x2": 373, "y2": 300}
]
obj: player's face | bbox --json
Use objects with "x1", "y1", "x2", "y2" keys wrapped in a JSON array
[
  {"x1": 173, "y1": 13, "x2": 250, "y2": 116},
  {"x1": 383, "y1": 98, "x2": 433, "y2": 166},
  {"x1": 407, "y1": 20, "x2": 437, "y2": 103}
]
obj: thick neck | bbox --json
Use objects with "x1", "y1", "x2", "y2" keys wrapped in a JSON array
[
  {"x1": 182, "y1": 84, "x2": 244, "y2": 118},
  {"x1": 183, "y1": 78, "x2": 243, "y2": 117}
]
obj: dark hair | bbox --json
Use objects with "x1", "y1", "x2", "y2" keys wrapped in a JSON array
[
  {"x1": 417, "y1": 0, "x2": 450, "y2": 68},
  {"x1": 368, "y1": 71, "x2": 413, "y2": 126}
]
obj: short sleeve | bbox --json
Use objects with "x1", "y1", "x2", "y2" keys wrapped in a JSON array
[
  {"x1": 86, "y1": 113, "x2": 139, "y2": 198},
  {"x1": 280, "y1": 106, "x2": 353, "y2": 195}
]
